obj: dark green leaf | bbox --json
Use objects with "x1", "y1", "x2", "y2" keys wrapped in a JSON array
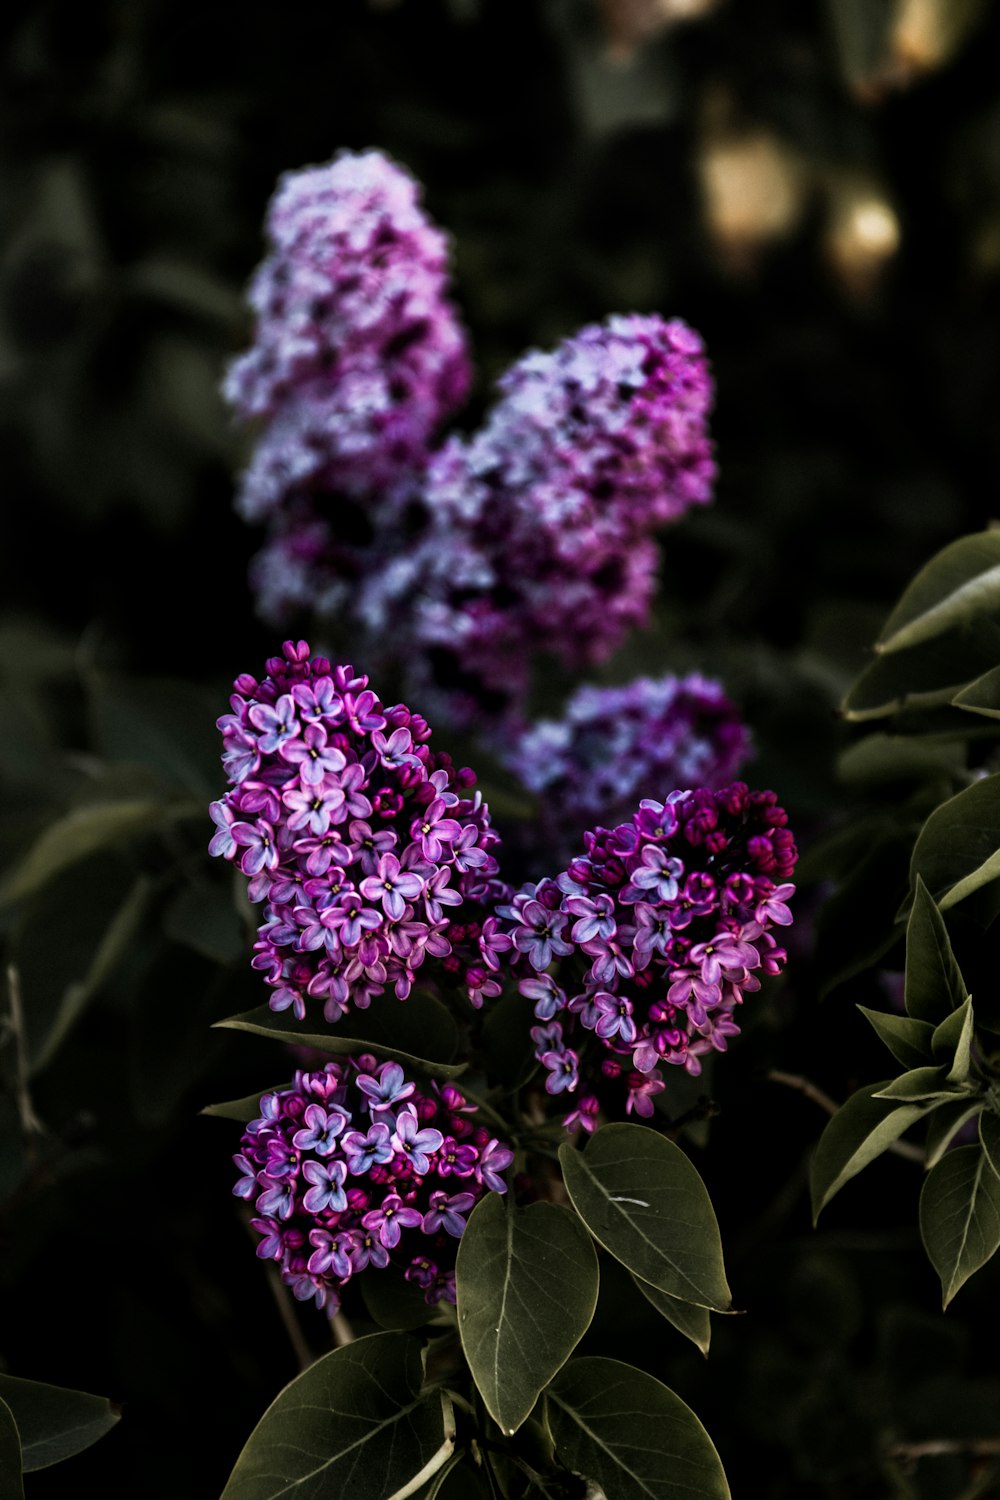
[
  {"x1": 219, "y1": 1332, "x2": 455, "y2": 1500},
  {"x1": 953, "y1": 664, "x2": 1000, "y2": 719},
  {"x1": 919, "y1": 1145, "x2": 1000, "y2": 1307},
  {"x1": 872, "y1": 1065, "x2": 961, "y2": 1102},
  {"x1": 980, "y1": 1110, "x2": 1000, "y2": 1180},
  {"x1": 909, "y1": 774, "x2": 1000, "y2": 911},
  {"x1": 88, "y1": 674, "x2": 220, "y2": 797},
  {"x1": 201, "y1": 1086, "x2": 290, "y2": 1123},
  {"x1": 559, "y1": 1123, "x2": 731, "y2": 1312},
  {"x1": 931, "y1": 997, "x2": 976, "y2": 1083},
  {"x1": 361, "y1": 1266, "x2": 440, "y2": 1332},
  {"x1": 163, "y1": 880, "x2": 244, "y2": 964},
  {"x1": 905, "y1": 877, "x2": 970, "y2": 1022},
  {"x1": 630, "y1": 1274, "x2": 712, "y2": 1357},
  {"x1": 215, "y1": 992, "x2": 464, "y2": 1078},
  {"x1": 546, "y1": 1357, "x2": 730, "y2": 1500},
  {"x1": 856, "y1": 1007, "x2": 934, "y2": 1069},
  {"x1": 455, "y1": 1195, "x2": 599, "y2": 1435},
  {"x1": 836, "y1": 733, "x2": 965, "y2": 787},
  {"x1": 0, "y1": 1374, "x2": 120, "y2": 1471},
  {"x1": 0, "y1": 800, "x2": 173, "y2": 906},
  {"x1": 0, "y1": 1398, "x2": 23, "y2": 1500},
  {"x1": 810, "y1": 1081, "x2": 929, "y2": 1220},
  {"x1": 875, "y1": 531, "x2": 1000, "y2": 654},
  {"x1": 925, "y1": 1099, "x2": 984, "y2": 1169},
  {"x1": 11, "y1": 856, "x2": 152, "y2": 1073}
]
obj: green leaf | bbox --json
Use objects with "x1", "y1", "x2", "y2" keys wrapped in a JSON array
[
  {"x1": 0, "y1": 1399, "x2": 23, "y2": 1500},
  {"x1": 361, "y1": 1267, "x2": 440, "y2": 1332},
  {"x1": 0, "y1": 799, "x2": 173, "y2": 906},
  {"x1": 875, "y1": 530, "x2": 1000, "y2": 654},
  {"x1": 919, "y1": 1144, "x2": 1000, "y2": 1307},
  {"x1": 810, "y1": 1081, "x2": 929, "y2": 1220},
  {"x1": 11, "y1": 856, "x2": 153, "y2": 1073},
  {"x1": 558, "y1": 1123, "x2": 731, "y2": 1312},
  {"x1": 856, "y1": 1007, "x2": 935, "y2": 1069},
  {"x1": 980, "y1": 1110, "x2": 1000, "y2": 1180},
  {"x1": 455, "y1": 1195, "x2": 599, "y2": 1435},
  {"x1": 214, "y1": 992, "x2": 464, "y2": 1078},
  {"x1": 163, "y1": 880, "x2": 244, "y2": 964},
  {"x1": 836, "y1": 733, "x2": 965, "y2": 787},
  {"x1": 909, "y1": 774, "x2": 1000, "y2": 911},
  {"x1": 842, "y1": 621, "x2": 1000, "y2": 721},
  {"x1": 630, "y1": 1274, "x2": 712, "y2": 1357},
  {"x1": 0, "y1": 1374, "x2": 120, "y2": 1471},
  {"x1": 905, "y1": 877, "x2": 970, "y2": 1022},
  {"x1": 872, "y1": 1065, "x2": 961, "y2": 1102},
  {"x1": 931, "y1": 997, "x2": 977, "y2": 1084},
  {"x1": 220, "y1": 1332, "x2": 455, "y2": 1500},
  {"x1": 953, "y1": 663, "x2": 1000, "y2": 719},
  {"x1": 201, "y1": 1086, "x2": 291, "y2": 1123},
  {"x1": 925, "y1": 1099, "x2": 984, "y2": 1169},
  {"x1": 88, "y1": 674, "x2": 221, "y2": 797},
  {"x1": 546, "y1": 1357, "x2": 730, "y2": 1500}
]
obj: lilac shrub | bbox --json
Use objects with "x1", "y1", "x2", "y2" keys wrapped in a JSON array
[
  {"x1": 223, "y1": 148, "x2": 471, "y2": 624},
  {"x1": 209, "y1": 640, "x2": 507, "y2": 1020},
  {"x1": 497, "y1": 783, "x2": 797, "y2": 1126},
  {"x1": 235, "y1": 1056, "x2": 514, "y2": 1313},
  {"x1": 510, "y1": 672, "x2": 752, "y2": 860},
  {"x1": 361, "y1": 313, "x2": 717, "y2": 727}
]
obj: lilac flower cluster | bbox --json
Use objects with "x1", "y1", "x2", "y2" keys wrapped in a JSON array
[
  {"x1": 497, "y1": 783, "x2": 796, "y2": 1126},
  {"x1": 236, "y1": 1057, "x2": 514, "y2": 1313},
  {"x1": 510, "y1": 673, "x2": 752, "y2": 858},
  {"x1": 223, "y1": 149, "x2": 471, "y2": 624},
  {"x1": 209, "y1": 640, "x2": 507, "y2": 1019},
  {"x1": 361, "y1": 313, "x2": 716, "y2": 726}
]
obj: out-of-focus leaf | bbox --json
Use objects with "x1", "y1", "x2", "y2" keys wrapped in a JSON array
[
  {"x1": 361, "y1": 1266, "x2": 439, "y2": 1333},
  {"x1": 201, "y1": 1086, "x2": 290, "y2": 1123},
  {"x1": 0, "y1": 1398, "x2": 23, "y2": 1500},
  {"x1": 126, "y1": 258, "x2": 242, "y2": 326},
  {"x1": 836, "y1": 733, "x2": 965, "y2": 787},
  {"x1": 905, "y1": 876, "x2": 969, "y2": 1021},
  {"x1": 953, "y1": 663, "x2": 1000, "y2": 719},
  {"x1": 0, "y1": 1374, "x2": 119, "y2": 1472},
  {"x1": 908, "y1": 774, "x2": 1000, "y2": 911},
  {"x1": 810, "y1": 1081, "x2": 929, "y2": 1219},
  {"x1": 875, "y1": 531, "x2": 1000, "y2": 654},
  {"x1": 88, "y1": 674, "x2": 220, "y2": 797},
  {"x1": 825, "y1": 0, "x2": 896, "y2": 96},
  {"x1": 481, "y1": 990, "x2": 538, "y2": 1088},
  {"x1": 559, "y1": 1123, "x2": 731, "y2": 1311},
  {"x1": 856, "y1": 1006, "x2": 934, "y2": 1069},
  {"x1": 214, "y1": 994, "x2": 464, "y2": 1077},
  {"x1": 919, "y1": 1144, "x2": 1000, "y2": 1307},
  {"x1": 0, "y1": 800, "x2": 173, "y2": 906},
  {"x1": 630, "y1": 1273, "x2": 712, "y2": 1357},
  {"x1": 163, "y1": 880, "x2": 244, "y2": 964},
  {"x1": 925, "y1": 1099, "x2": 984, "y2": 1169},
  {"x1": 11, "y1": 857, "x2": 152, "y2": 1073},
  {"x1": 455, "y1": 1195, "x2": 599, "y2": 1435},
  {"x1": 219, "y1": 1332, "x2": 455, "y2": 1500},
  {"x1": 841, "y1": 618, "x2": 1000, "y2": 720},
  {"x1": 546, "y1": 1357, "x2": 730, "y2": 1500}
]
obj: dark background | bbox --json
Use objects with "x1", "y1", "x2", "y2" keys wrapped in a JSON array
[{"x1": 3, "y1": 2, "x2": 1000, "y2": 1495}]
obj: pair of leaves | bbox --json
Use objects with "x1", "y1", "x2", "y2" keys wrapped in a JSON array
[
  {"x1": 221, "y1": 1332, "x2": 730, "y2": 1500},
  {"x1": 0, "y1": 1374, "x2": 120, "y2": 1496},
  {"x1": 455, "y1": 1123, "x2": 730, "y2": 1438}
]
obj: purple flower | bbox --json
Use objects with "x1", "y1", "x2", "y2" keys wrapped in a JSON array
[{"x1": 393, "y1": 1108, "x2": 444, "y2": 1176}]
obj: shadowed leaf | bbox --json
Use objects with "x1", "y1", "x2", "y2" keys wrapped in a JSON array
[
  {"x1": 456, "y1": 1195, "x2": 598, "y2": 1435},
  {"x1": 875, "y1": 531, "x2": 1000, "y2": 654},
  {"x1": 905, "y1": 877, "x2": 970, "y2": 1022},
  {"x1": 810, "y1": 1081, "x2": 929, "y2": 1220},
  {"x1": 0, "y1": 1374, "x2": 119, "y2": 1472},
  {"x1": 630, "y1": 1273, "x2": 712, "y2": 1356},
  {"x1": 919, "y1": 1144, "x2": 1000, "y2": 1307}
]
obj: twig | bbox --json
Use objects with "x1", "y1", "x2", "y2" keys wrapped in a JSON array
[
  {"x1": 888, "y1": 1437, "x2": 1000, "y2": 1462},
  {"x1": 767, "y1": 1069, "x2": 925, "y2": 1162},
  {"x1": 330, "y1": 1310, "x2": 354, "y2": 1347},
  {"x1": 5, "y1": 965, "x2": 44, "y2": 1146}
]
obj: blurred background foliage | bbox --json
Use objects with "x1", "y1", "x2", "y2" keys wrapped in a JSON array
[{"x1": 4, "y1": 1, "x2": 1000, "y2": 1495}]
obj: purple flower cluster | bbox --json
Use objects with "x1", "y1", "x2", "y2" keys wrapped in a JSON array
[
  {"x1": 511, "y1": 673, "x2": 752, "y2": 858},
  {"x1": 497, "y1": 783, "x2": 796, "y2": 1126},
  {"x1": 223, "y1": 148, "x2": 471, "y2": 624},
  {"x1": 209, "y1": 640, "x2": 507, "y2": 1019},
  {"x1": 236, "y1": 1057, "x2": 514, "y2": 1312},
  {"x1": 361, "y1": 313, "x2": 716, "y2": 726}
]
